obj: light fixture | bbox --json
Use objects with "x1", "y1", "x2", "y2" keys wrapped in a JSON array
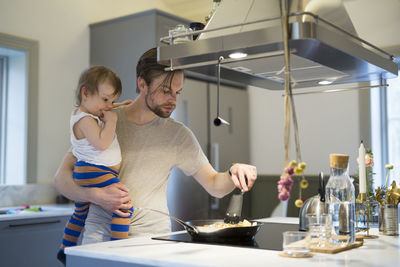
[
  {"x1": 228, "y1": 52, "x2": 248, "y2": 59},
  {"x1": 318, "y1": 80, "x2": 333, "y2": 85}
]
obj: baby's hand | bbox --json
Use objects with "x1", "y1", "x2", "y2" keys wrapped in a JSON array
[
  {"x1": 101, "y1": 110, "x2": 118, "y2": 123},
  {"x1": 113, "y1": 99, "x2": 133, "y2": 108}
]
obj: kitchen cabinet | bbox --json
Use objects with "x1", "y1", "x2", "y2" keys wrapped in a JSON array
[
  {"x1": 90, "y1": 9, "x2": 189, "y2": 101},
  {"x1": 90, "y1": 10, "x2": 250, "y2": 228},
  {"x1": 0, "y1": 215, "x2": 70, "y2": 267}
]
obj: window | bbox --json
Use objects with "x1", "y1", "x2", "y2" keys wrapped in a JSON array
[
  {"x1": 0, "y1": 33, "x2": 38, "y2": 185},
  {"x1": 371, "y1": 64, "x2": 400, "y2": 187},
  {"x1": 0, "y1": 56, "x2": 7, "y2": 184},
  {"x1": 386, "y1": 75, "x2": 400, "y2": 182}
]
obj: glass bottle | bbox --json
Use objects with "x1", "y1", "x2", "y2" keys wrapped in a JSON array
[{"x1": 325, "y1": 154, "x2": 355, "y2": 245}]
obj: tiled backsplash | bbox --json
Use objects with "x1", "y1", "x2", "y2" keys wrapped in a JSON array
[{"x1": 0, "y1": 184, "x2": 59, "y2": 207}]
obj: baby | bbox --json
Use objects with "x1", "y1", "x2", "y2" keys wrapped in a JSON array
[{"x1": 58, "y1": 66, "x2": 132, "y2": 264}]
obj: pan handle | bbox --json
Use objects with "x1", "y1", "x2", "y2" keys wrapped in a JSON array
[{"x1": 136, "y1": 207, "x2": 199, "y2": 234}]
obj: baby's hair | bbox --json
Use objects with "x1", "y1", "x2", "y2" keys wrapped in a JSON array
[{"x1": 75, "y1": 66, "x2": 122, "y2": 107}]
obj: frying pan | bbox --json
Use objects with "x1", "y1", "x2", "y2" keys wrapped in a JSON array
[
  {"x1": 137, "y1": 208, "x2": 262, "y2": 242},
  {"x1": 185, "y1": 219, "x2": 262, "y2": 242}
]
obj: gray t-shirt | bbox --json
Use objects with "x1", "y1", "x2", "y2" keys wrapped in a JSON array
[{"x1": 81, "y1": 107, "x2": 209, "y2": 244}]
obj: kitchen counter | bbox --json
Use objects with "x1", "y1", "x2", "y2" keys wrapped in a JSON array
[
  {"x1": 65, "y1": 217, "x2": 400, "y2": 267},
  {"x1": 0, "y1": 204, "x2": 74, "y2": 221},
  {"x1": 0, "y1": 204, "x2": 74, "y2": 267}
]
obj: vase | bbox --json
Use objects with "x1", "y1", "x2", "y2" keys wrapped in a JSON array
[
  {"x1": 379, "y1": 204, "x2": 399, "y2": 236},
  {"x1": 355, "y1": 201, "x2": 379, "y2": 232}
]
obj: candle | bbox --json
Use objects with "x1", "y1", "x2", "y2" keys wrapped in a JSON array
[{"x1": 358, "y1": 142, "x2": 366, "y2": 194}]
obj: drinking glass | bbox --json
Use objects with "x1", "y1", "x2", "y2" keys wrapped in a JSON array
[
  {"x1": 168, "y1": 24, "x2": 193, "y2": 44},
  {"x1": 282, "y1": 231, "x2": 311, "y2": 256},
  {"x1": 306, "y1": 213, "x2": 333, "y2": 248}
]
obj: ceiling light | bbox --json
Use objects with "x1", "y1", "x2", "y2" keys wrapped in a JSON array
[
  {"x1": 318, "y1": 80, "x2": 333, "y2": 85},
  {"x1": 228, "y1": 52, "x2": 248, "y2": 59}
]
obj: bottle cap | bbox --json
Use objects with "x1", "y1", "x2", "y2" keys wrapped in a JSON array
[{"x1": 330, "y1": 154, "x2": 349, "y2": 169}]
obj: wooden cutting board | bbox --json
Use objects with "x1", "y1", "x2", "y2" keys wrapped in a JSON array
[{"x1": 310, "y1": 236, "x2": 363, "y2": 254}]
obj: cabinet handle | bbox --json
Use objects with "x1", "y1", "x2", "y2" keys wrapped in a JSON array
[{"x1": 8, "y1": 219, "x2": 61, "y2": 228}]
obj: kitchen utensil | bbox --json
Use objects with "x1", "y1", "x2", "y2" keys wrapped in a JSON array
[
  {"x1": 141, "y1": 207, "x2": 261, "y2": 241},
  {"x1": 224, "y1": 190, "x2": 245, "y2": 224},
  {"x1": 224, "y1": 175, "x2": 249, "y2": 224},
  {"x1": 213, "y1": 56, "x2": 230, "y2": 127},
  {"x1": 135, "y1": 207, "x2": 199, "y2": 234},
  {"x1": 185, "y1": 219, "x2": 262, "y2": 242},
  {"x1": 299, "y1": 172, "x2": 328, "y2": 231}
]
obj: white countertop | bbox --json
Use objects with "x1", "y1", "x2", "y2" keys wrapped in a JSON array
[
  {"x1": 0, "y1": 204, "x2": 74, "y2": 221},
  {"x1": 66, "y1": 217, "x2": 400, "y2": 267}
]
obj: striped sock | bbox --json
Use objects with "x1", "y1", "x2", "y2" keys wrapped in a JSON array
[
  {"x1": 110, "y1": 205, "x2": 134, "y2": 240},
  {"x1": 58, "y1": 202, "x2": 88, "y2": 254}
]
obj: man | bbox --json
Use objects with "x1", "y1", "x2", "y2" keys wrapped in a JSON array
[{"x1": 54, "y1": 48, "x2": 257, "y2": 243}]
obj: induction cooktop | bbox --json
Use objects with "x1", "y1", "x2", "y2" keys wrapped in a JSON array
[{"x1": 152, "y1": 222, "x2": 299, "y2": 251}]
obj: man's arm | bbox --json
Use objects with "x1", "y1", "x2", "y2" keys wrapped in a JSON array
[
  {"x1": 192, "y1": 162, "x2": 257, "y2": 198},
  {"x1": 53, "y1": 152, "x2": 132, "y2": 216}
]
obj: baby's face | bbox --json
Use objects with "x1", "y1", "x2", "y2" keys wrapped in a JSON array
[{"x1": 83, "y1": 82, "x2": 119, "y2": 117}]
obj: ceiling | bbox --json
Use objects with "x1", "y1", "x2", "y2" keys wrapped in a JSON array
[{"x1": 160, "y1": 0, "x2": 211, "y2": 23}]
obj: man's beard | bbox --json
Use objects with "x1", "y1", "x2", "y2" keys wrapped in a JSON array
[{"x1": 145, "y1": 96, "x2": 175, "y2": 118}]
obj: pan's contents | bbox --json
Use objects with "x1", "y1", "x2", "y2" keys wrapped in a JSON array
[{"x1": 203, "y1": 219, "x2": 257, "y2": 228}]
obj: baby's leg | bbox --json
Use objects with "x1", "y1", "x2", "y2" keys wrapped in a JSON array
[
  {"x1": 110, "y1": 202, "x2": 134, "y2": 240},
  {"x1": 58, "y1": 202, "x2": 89, "y2": 264}
]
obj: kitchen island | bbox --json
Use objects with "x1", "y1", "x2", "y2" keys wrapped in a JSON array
[{"x1": 65, "y1": 217, "x2": 400, "y2": 267}]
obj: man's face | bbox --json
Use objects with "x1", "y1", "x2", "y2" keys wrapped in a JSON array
[{"x1": 144, "y1": 72, "x2": 183, "y2": 118}]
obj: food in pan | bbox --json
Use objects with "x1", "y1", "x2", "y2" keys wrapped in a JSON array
[{"x1": 202, "y1": 219, "x2": 257, "y2": 229}]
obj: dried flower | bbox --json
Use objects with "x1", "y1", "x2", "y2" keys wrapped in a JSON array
[
  {"x1": 298, "y1": 162, "x2": 307, "y2": 170},
  {"x1": 385, "y1": 164, "x2": 394, "y2": 170},
  {"x1": 277, "y1": 164, "x2": 295, "y2": 201},
  {"x1": 365, "y1": 154, "x2": 374, "y2": 168},
  {"x1": 385, "y1": 164, "x2": 393, "y2": 187},
  {"x1": 284, "y1": 167, "x2": 294, "y2": 175},
  {"x1": 278, "y1": 160, "x2": 308, "y2": 203},
  {"x1": 289, "y1": 160, "x2": 297, "y2": 168},
  {"x1": 294, "y1": 167, "x2": 303, "y2": 175},
  {"x1": 295, "y1": 199, "x2": 304, "y2": 208},
  {"x1": 300, "y1": 179, "x2": 309, "y2": 189}
]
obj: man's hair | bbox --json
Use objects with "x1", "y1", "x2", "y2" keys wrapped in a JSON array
[
  {"x1": 136, "y1": 48, "x2": 183, "y2": 93},
  {"x1": 75, "y1": 66, "x2": 122, "y2": 107}
]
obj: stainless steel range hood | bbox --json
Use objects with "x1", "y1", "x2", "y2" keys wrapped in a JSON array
[{"x1": 158, "y1": 0, "x2": 398, "y2": 90}]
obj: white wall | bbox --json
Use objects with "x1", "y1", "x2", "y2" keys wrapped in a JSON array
[
  {"x1": 0, "y1": 0, "x2": 177, "y2": 184},
  {"x1": 248, "y1": 85, "x2": 360, "y2": 175},
  {"x1": 0, "y1": 0, "x2": 399, "y2": 183}
]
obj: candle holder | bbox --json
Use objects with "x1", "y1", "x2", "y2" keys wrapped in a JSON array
[{"x1": 356, "y1": 193, "x2": 379, "y2": 239}]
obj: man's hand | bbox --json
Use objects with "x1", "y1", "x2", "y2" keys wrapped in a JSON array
[
  {"x1": 229, "y1": 164, "x2": 257, "y2": 192},
  {"x1": 90, "y1": 183, "x2": 133, "y2": 217}
]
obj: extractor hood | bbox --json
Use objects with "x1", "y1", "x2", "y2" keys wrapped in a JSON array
[{"x1": 157, "y1": 0, "x2": 398, "y2": 90}]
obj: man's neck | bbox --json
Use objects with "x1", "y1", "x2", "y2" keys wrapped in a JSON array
[{"x1": 124, "y1": 95, "x2": 158, "y2": 125}]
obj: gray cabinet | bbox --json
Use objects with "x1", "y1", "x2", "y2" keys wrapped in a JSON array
[
  {"x1": 90, "y1": 9, "x2": 189, "y2": 101},
  {"x1": 0, "y1": 215, "x2": 70, "y2": 267}
]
